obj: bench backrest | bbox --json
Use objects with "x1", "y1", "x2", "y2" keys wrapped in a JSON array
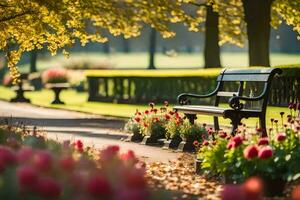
[{"x1": 214, "y1": 68, "x2": 282, "y2": 110}]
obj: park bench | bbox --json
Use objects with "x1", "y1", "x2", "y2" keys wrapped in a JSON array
[
  {"x1": 173, "y1": 68, "x2": 282, "y2": 137},
  {"x1": 10, "y1": 73, "x2": 34, "y2": 103}
]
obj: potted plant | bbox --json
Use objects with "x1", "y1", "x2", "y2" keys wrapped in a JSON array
[
  {"x1": 176, "y1": 120, "x2": 207, "y2": 152},
  {"x1": 163, "y1": 111, "x2": 184, "y2": 149},
  {"x1": 198, "y1": 111, "x2": 300, "y2": 197},
  {"x1": 42, "y1": 68, "x2": 70, "y2": 104},
  {"x1": 124, "y1": 113, "x2": 144, "y2": 142}
]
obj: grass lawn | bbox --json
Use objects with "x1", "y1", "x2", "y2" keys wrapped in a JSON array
[
  {"x1": 17, "y1": 52, "x2": 300, "y2": 73},
  {"x1": 0, "y1": 86, "x2": 290, "y2": 129}
]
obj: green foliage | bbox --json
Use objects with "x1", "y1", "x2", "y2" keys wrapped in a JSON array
[{"x1": 178, "y1": 119, "x2": 207, "y2": 141}]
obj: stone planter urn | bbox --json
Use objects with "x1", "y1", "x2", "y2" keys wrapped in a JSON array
[{"x1": 45, "y1": 83, "x2": 70, "y2": 104}]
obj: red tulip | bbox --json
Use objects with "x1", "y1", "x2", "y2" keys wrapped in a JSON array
[
  {"x1": 276, "y1": 133, "x2": 286, "y2": 142},
  {"x1": 0, "y1": 146, "x2": 16, "y2": 167},
  {"x1": 33, "y1": 150, "x2": 53, "y2": 172},
  {"x1": 202, "y1": 140, "x2": 209, "y2": 146},
  {"x1": 243, "y1": 145, "x2": 258, "y2": 160},
  {"x1": 134, "y1": 117, "x2": 141, "y2": 123},
  {"x1": 258, "y1": 146, "x2": 273, "y2": 159},
  {"x1": 100, "y1": 145, "x2": 120, "y2": 162},
  {"x1": 87, "y1": 175, "x2": 112, "y2": 198},
  {"x1": 219, "y1": 131, "x2": 227, "y2": 138},
  {"x1": 120, "y1": 150, "x2": 137, "y2": 164},
  {"x1": 59, "y1": 155, "x2": 75, "y2": 171},
  {"x1": 124, "y1": 168, "x2": 146, "y2": 189},
  {"x1": 258, "y1": 137, "x2": 269, "y2": 146},
  {"x1": 36, "y1": 177, "x2": 62, "y2": 199},
  {"x1": 17, "y1": 165, "x2": 39, "y2": 192}
]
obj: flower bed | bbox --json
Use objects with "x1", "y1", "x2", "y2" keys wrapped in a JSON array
[
  {"x1": 0, "y1": 126, "x2": 148, "y2": 200},
  {"x1": 42, "y1": 68, "x2": 69, "y2": 84},
  {"x1": 197, "y1": 105, "x2": 300, "y2": 197}
]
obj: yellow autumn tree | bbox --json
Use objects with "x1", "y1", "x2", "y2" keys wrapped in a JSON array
[{"x1": 0, "y1": 0, "x2": 201, "y2": 80}]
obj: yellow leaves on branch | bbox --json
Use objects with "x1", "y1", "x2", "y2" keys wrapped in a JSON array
[{"x1": 0, "y1": 0, "x2": 201, "y2": 78}]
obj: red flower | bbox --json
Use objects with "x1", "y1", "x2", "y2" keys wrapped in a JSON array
[
  {"x1": 59, "y1": 155, "x2": 75, "y2": 171},
  {"x1": 227, "y1": 141, "x2": 234, "y2": 149},
  {"x1": 33, "y1": 150, "x2": 53, "y2": 172},
  {"x1": 193, "y1": 141, "x2": 199, "y2": 146},
  {"x1": 276, "y1": 133, "x2": 286, "y2": 142},
  {"x1": 152, "y1": 108, "x2": 158, "y2": 113},
  {"x1": 143, "y1": 123, "x2": 148, "y2": 128},
  {"x1": 17, "y1": 147, "x2": 34, "y2": 163},
  {"x1": 100, "y1": 145, "x2": 120, "y2": 162},
  {"x1": 258, "y1": 137, "x2": 269, "y2": 146},
  {"x1": 227, "y1": 135, "x2": 244, "y2": 149},
  {"x1": 144, "y1": 110, "x2": 150, "y2": 115},
  {"x1": 243, "y1": 145, "x2": 258, "y2": 160},
  {"x1": 202, "y1": 140, "x2": 209, "y2": 146},
  {"x1": 134, "y1": 117, "x2": 141, "y2": 123},
  {"x1": 36, "y1": 177, "x2": 62, "y2": 199},
  {"x1": 75, "y1": 140, "x2": 83, "y2": 149},
  {"x1": 120, "y1": 150, "x2": 137, "y2": 163},
  {"x1": 165, "y1": 114, "x2": 171, "y2": 120},
  {"x1": 292, "y1": 186, "x2": 300, "y2": 200},
  {"x1": 258, "y1": 146, "x2": 273, "y2": 159},
  {"x1": 242, "y1": 177, "x2": 263, "y2": 200},
  {"x1": 221, "y1": 185, "x2": 244, "y2": 200},
  {"x1": 164, "y1": 101, "x2": 169, "y2": 107},
  {"x1": 219, "y1": 131, "x2": 227, "y2": 138},
  {"x1": 124, "y1": 168, "x2": 146, "y2": 188},
  {"x1": 87, "y1": 175, "x2": 112, "y2": 198},
  {"x1": 0, "y1": 146, "x2": 16, "y2": 167},
  {"x1": 17, "y1": 165, "x2": 39, "y2": 192},
  {"x1": 169, "y1": 111, "x2": 175, "y2": 115},
  {"x1": 153, "y1": 117, "x2": 160, "y2": 122}
]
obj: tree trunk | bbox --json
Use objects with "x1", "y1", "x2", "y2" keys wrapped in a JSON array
[
  {"x1": 103, "y1": 41, "x2": 110, "y2": 54},
  {"x1": 148, "y1": 28, "x2": 157, "y2": 69},
  {"x1": 122, "y1": 38, "x2": 130, "y2": 53},
  {"x1": 30, "y1": 49, "x2": 38, "y2": 73},
  {"x1": 242, "y1": 0, "x2": 274, "y2": 67},
  {"x1": 204, "y1": 5, "x2": 221, "y2": 68}
]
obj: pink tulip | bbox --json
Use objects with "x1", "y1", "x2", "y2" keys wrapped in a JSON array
[
  {"x1": 258, "y1": 146, "x2": 273, "y2": 159},
  {"x1": 243, "y1": 145, "x2": 258, "y2": 160},
  {"x1": 33, "y1": 150, "x2": 53, "y2": 172},
  {"x1": 17, "y1": 165, "x2": 39, "y2": 192},
  {"x1": 258, "y1": 137, "x2": 269, "y2": 146},
  {"x1": 86, "y1": 175, "x2": 112, "y2": 198},
  {"x1": 36, "y1": 177, "x2": 62, "y2": 199}
]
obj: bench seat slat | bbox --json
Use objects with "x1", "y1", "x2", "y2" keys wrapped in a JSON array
[
  {"x1": 217, "y1": 91, "x2": 238, "y2": 97},
  {"x1": 217, "y1": 74, "x2": 270, "y2": 82},
  {"x1": 173, "y1": 105, "x2": 261, "y2": 117}
]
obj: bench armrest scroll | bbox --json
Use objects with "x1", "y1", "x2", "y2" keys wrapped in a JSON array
[
  {"x1": 177, "y1": 91, "x2": 217, "y2": 105},
  {"x1": 228, "y1": 95, "x2": 265, "y2": 110}
]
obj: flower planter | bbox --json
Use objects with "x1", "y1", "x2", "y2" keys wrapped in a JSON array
[
  {"x1": 141, "y1": 134, "x2": 164, "y2": 146},
  {"x1": 262, "y1": 177, "x2": 286, "y2": 197},
  {"x1": 177, "y1": 135, "x2": 197, "y2": 152},
  {"x1": 163, "y1": 135, "x2": 182, "y2": 149},
  {"x1": 126, "y1": 132, "x2": 144, "y2": 142},
  {"x1": 45, "y1": 83, "x2": 70, "y2": 104},
  {"x1": 195, "y1": 158, "x2": 202, "y2": 174}
]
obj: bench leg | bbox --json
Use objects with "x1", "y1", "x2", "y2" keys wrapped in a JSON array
[
  {"x1": 214, "y1": 117, "x2": 219, "y2": 131},
  {"x1": 229, "y1": 116, "x2": 242, "y2": 136},
  {"x1": 185, "y1": 114, "x2": 197, "y2": 124},
  {"x1": 259, "y1": 115, "x2": 267, "y2": 137}
]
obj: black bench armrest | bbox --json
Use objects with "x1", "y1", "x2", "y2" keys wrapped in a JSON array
[
  {"x1": 228, "y1": 95, "x2": 265, "y2": 110},
  {"x1": 177, "y1": 90, "x2": 217, "y2": 105}
]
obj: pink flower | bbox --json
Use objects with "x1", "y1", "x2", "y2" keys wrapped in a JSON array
[
  {"x1": 221, "y1": 184, "x2": 244, "y2": 200},
  {"x1": 100, "y1": 145, "x2": 120, "y2": 162},
  {"x1": 276, "y1": 133, "x2": 286, "y2": 142},
  {"x1": 0, "y1": 146, "x2": 17, "y2": 169},
  {"x1": 243, "y1": 145, "x2": 258, "y2": 160},
  {"x1": 258, "y1": 137, "x2": 269, "y2": 146},
  {"x1": 124, "y1": 168, "x2": 146, "y2": 189},
  {"x1": 242, "y1": 177, "x2": 263, "y2": 200},
  {"x1": 233, "y1": 135, "x2": 243, "y2": 146},
  {"x1": 87, "y1": 175, "x2": 112, "y2": 198},
  {"x1": 219, "y1": 131, "x2": 227, "y2": 138},
  {"x1": 165, "y1": 114, "x2": 171, "y2": 120},
  {"x1": 120, "y1": 150, "x2": 137, "y2": 164},
  {"x1": 36, "y1": 177, "x2": 62, "y2": 199},
  {"x1": 134, "y1": 117, "x2": 141, "y2": 123},
  {"x1": 258, "y1": 146, "x2": 273, "y2": 159},
  {"x1": 193, "y1": 141, "x2": 199, "y2": 146},
  {"x1": 17, "y1": 165, "x2": 39, "y2": 192},
  {"x1": 202, "y1": 140, "x2": 209, "y2": 146},
  {"x1": 16, "y1": 147, "x2": 34, "y2": 163},
  {"x1": 33, "y1": 150, "x2": 53, "y2": 172},
  {"x1": 59, "y1": 155, "x2": 75, "y2": 171}
]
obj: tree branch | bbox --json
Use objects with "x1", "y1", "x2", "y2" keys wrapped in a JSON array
[{"x1": 0, "y1": 10, "x2": 34, "y2": 23}]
